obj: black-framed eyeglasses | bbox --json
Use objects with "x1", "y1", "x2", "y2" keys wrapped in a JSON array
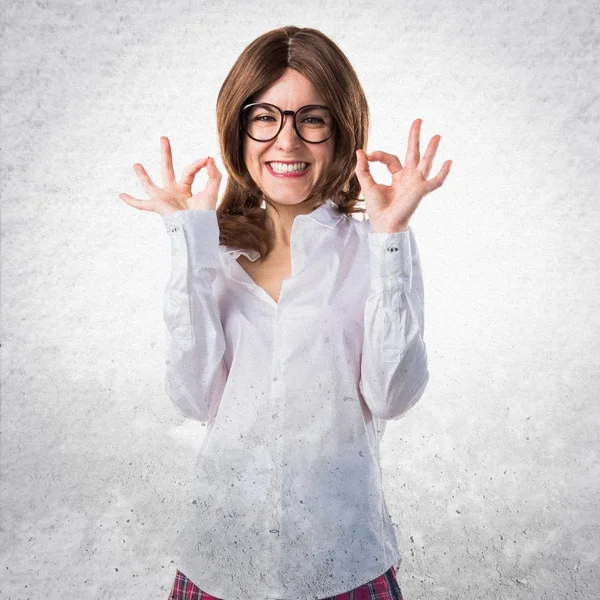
[{"x1": 241, "y1": 102, "x2": 335, "y2": 144}]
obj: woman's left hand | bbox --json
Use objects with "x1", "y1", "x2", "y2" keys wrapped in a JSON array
[{"x1": 354, "y1": 118, "x2": 452, "y2": 232}]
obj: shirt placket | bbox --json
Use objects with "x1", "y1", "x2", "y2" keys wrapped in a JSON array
[
  {"x1": 267, "y1": 307, "x2": 286, "y2": 592},
  {"x1": 264, "y1": 222, "x2": 309, "y2": 593}
]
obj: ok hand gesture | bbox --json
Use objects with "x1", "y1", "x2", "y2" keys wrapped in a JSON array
[
  {"x1": 119, "y1": 137, "x2": 223, "y2": 216},
  {"x1": 354, "y1": 119, "x2": 452, "y2": 232}
]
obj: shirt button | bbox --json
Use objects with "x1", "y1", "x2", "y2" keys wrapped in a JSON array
[
  {"x1": 269, "y1": 529, "x2": 280, "y2": 534},
  {"x1": 387, "y1": 246, "x2": 398, "y2": 252},
  {"x1": 170, "y1": 227, "x2": 179, "y2": 233}
]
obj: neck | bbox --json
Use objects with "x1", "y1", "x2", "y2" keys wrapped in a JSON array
[{"x1": 264, "y1": 198, "x2": 323, "y2": 247}]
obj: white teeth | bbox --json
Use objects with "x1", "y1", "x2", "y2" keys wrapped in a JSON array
[{"x1": 268, "y1": 162, "x2": 308, "y2": 173}]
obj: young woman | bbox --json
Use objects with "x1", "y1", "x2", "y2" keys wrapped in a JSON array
[{"x1": 120, "y1": 25, "x2": 451, "y2": 600}]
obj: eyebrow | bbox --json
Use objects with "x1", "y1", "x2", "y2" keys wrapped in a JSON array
[{"x1": 255, "y1": 102, "x2": 326, "y2": 109}]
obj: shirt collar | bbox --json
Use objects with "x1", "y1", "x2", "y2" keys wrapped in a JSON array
[
  {"x1": 221, "y1": 199, "x2": 344, "y2": 262},
  {"x1": 305, "y1": 198, "x2": 345, "y2": 229}
]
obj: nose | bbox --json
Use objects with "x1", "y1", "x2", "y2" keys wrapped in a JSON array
[{"x1": 274, "y1": 114, "x2": 301, "y2": 150}]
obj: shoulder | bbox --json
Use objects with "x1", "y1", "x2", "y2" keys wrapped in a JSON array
[{"x1": 346, "y1": 213, "x2": 376, "y2": 240}]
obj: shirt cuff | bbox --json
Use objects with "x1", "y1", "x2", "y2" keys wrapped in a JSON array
[
  {"x1": 368, "y1": 230, "x2": 413, "y2": 293},
  {"x1": 163, "y1": 209, "x2": 221, "y2": 269}
]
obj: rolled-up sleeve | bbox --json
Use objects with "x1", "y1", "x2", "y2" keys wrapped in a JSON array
[
  {"x1": 358, "y1": 225, "x2": 429, "y2": 420},
  {"x1": 162, "y1": 209, "x2": 228, "y2": 422}
]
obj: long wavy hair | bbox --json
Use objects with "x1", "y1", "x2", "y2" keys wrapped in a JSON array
[{"x1": 215, "y1": 26, "x2": 370, "y2": 260}]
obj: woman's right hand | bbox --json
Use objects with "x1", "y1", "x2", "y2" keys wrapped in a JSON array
[{"x1": 118, "y1": 136, "x2": 223, "y2": 216}]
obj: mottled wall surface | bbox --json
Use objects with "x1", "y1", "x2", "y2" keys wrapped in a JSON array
[{"x1": 1, "y1": 0, "x2": 599, "y2": 599}]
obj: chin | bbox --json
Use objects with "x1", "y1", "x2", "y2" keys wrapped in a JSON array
[{"x1": 264, "y1": 189, "x2": 313, "y2": 206}]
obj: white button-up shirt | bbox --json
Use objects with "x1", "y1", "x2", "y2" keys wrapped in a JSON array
[{"x1": 162, "y1": 199, "x2": 429, "y2": 600}]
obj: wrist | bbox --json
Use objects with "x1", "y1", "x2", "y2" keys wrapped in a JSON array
[{"x1": 370, "y1": 224, "x2": 409, "y2": 233}]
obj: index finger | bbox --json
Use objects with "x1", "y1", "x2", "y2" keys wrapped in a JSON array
[{"x1": 364, "y1": 150, "x2": 403, "y2": 175}]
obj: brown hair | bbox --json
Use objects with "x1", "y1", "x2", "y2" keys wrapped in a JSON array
[{"x1": 215, "y1": 25, "x2": 370, "y2": 260}]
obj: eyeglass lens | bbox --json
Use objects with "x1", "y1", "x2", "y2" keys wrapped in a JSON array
[{"x1": 243, "y1": 104, "x2": 333, "y2": 143}]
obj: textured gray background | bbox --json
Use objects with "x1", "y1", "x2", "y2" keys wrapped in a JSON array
[{"x1": 1, "y1": 0, "x2": 599, "y2": 598}]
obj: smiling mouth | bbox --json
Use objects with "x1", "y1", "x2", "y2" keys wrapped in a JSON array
[{"x1": 266, "y1": 161, "x2": 310, "y2": 174}]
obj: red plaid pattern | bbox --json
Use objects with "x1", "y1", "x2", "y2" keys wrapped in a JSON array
[{"x1": 168, "y1": 565, "x2": 404, "y2": 599}]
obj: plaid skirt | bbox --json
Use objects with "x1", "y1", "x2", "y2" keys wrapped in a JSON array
[{"x1": 168, "y1": 565, "x2": 404, "y2": 599}]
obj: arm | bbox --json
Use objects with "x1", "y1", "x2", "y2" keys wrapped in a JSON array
[
  {"x1": 358, "y1": 225, "x2": 429, "y2": 420},
  {"x1": 162, "y1": 209, "x2": 227, "y2": 422}
]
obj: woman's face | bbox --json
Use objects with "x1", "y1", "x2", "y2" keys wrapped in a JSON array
[{"x1": 242, "y1": 68, "x2": 335, "y2": 208}]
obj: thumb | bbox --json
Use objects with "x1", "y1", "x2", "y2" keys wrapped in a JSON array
[{"x1": 354, "y1": 149, "x2": 377, "y2": 194}]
